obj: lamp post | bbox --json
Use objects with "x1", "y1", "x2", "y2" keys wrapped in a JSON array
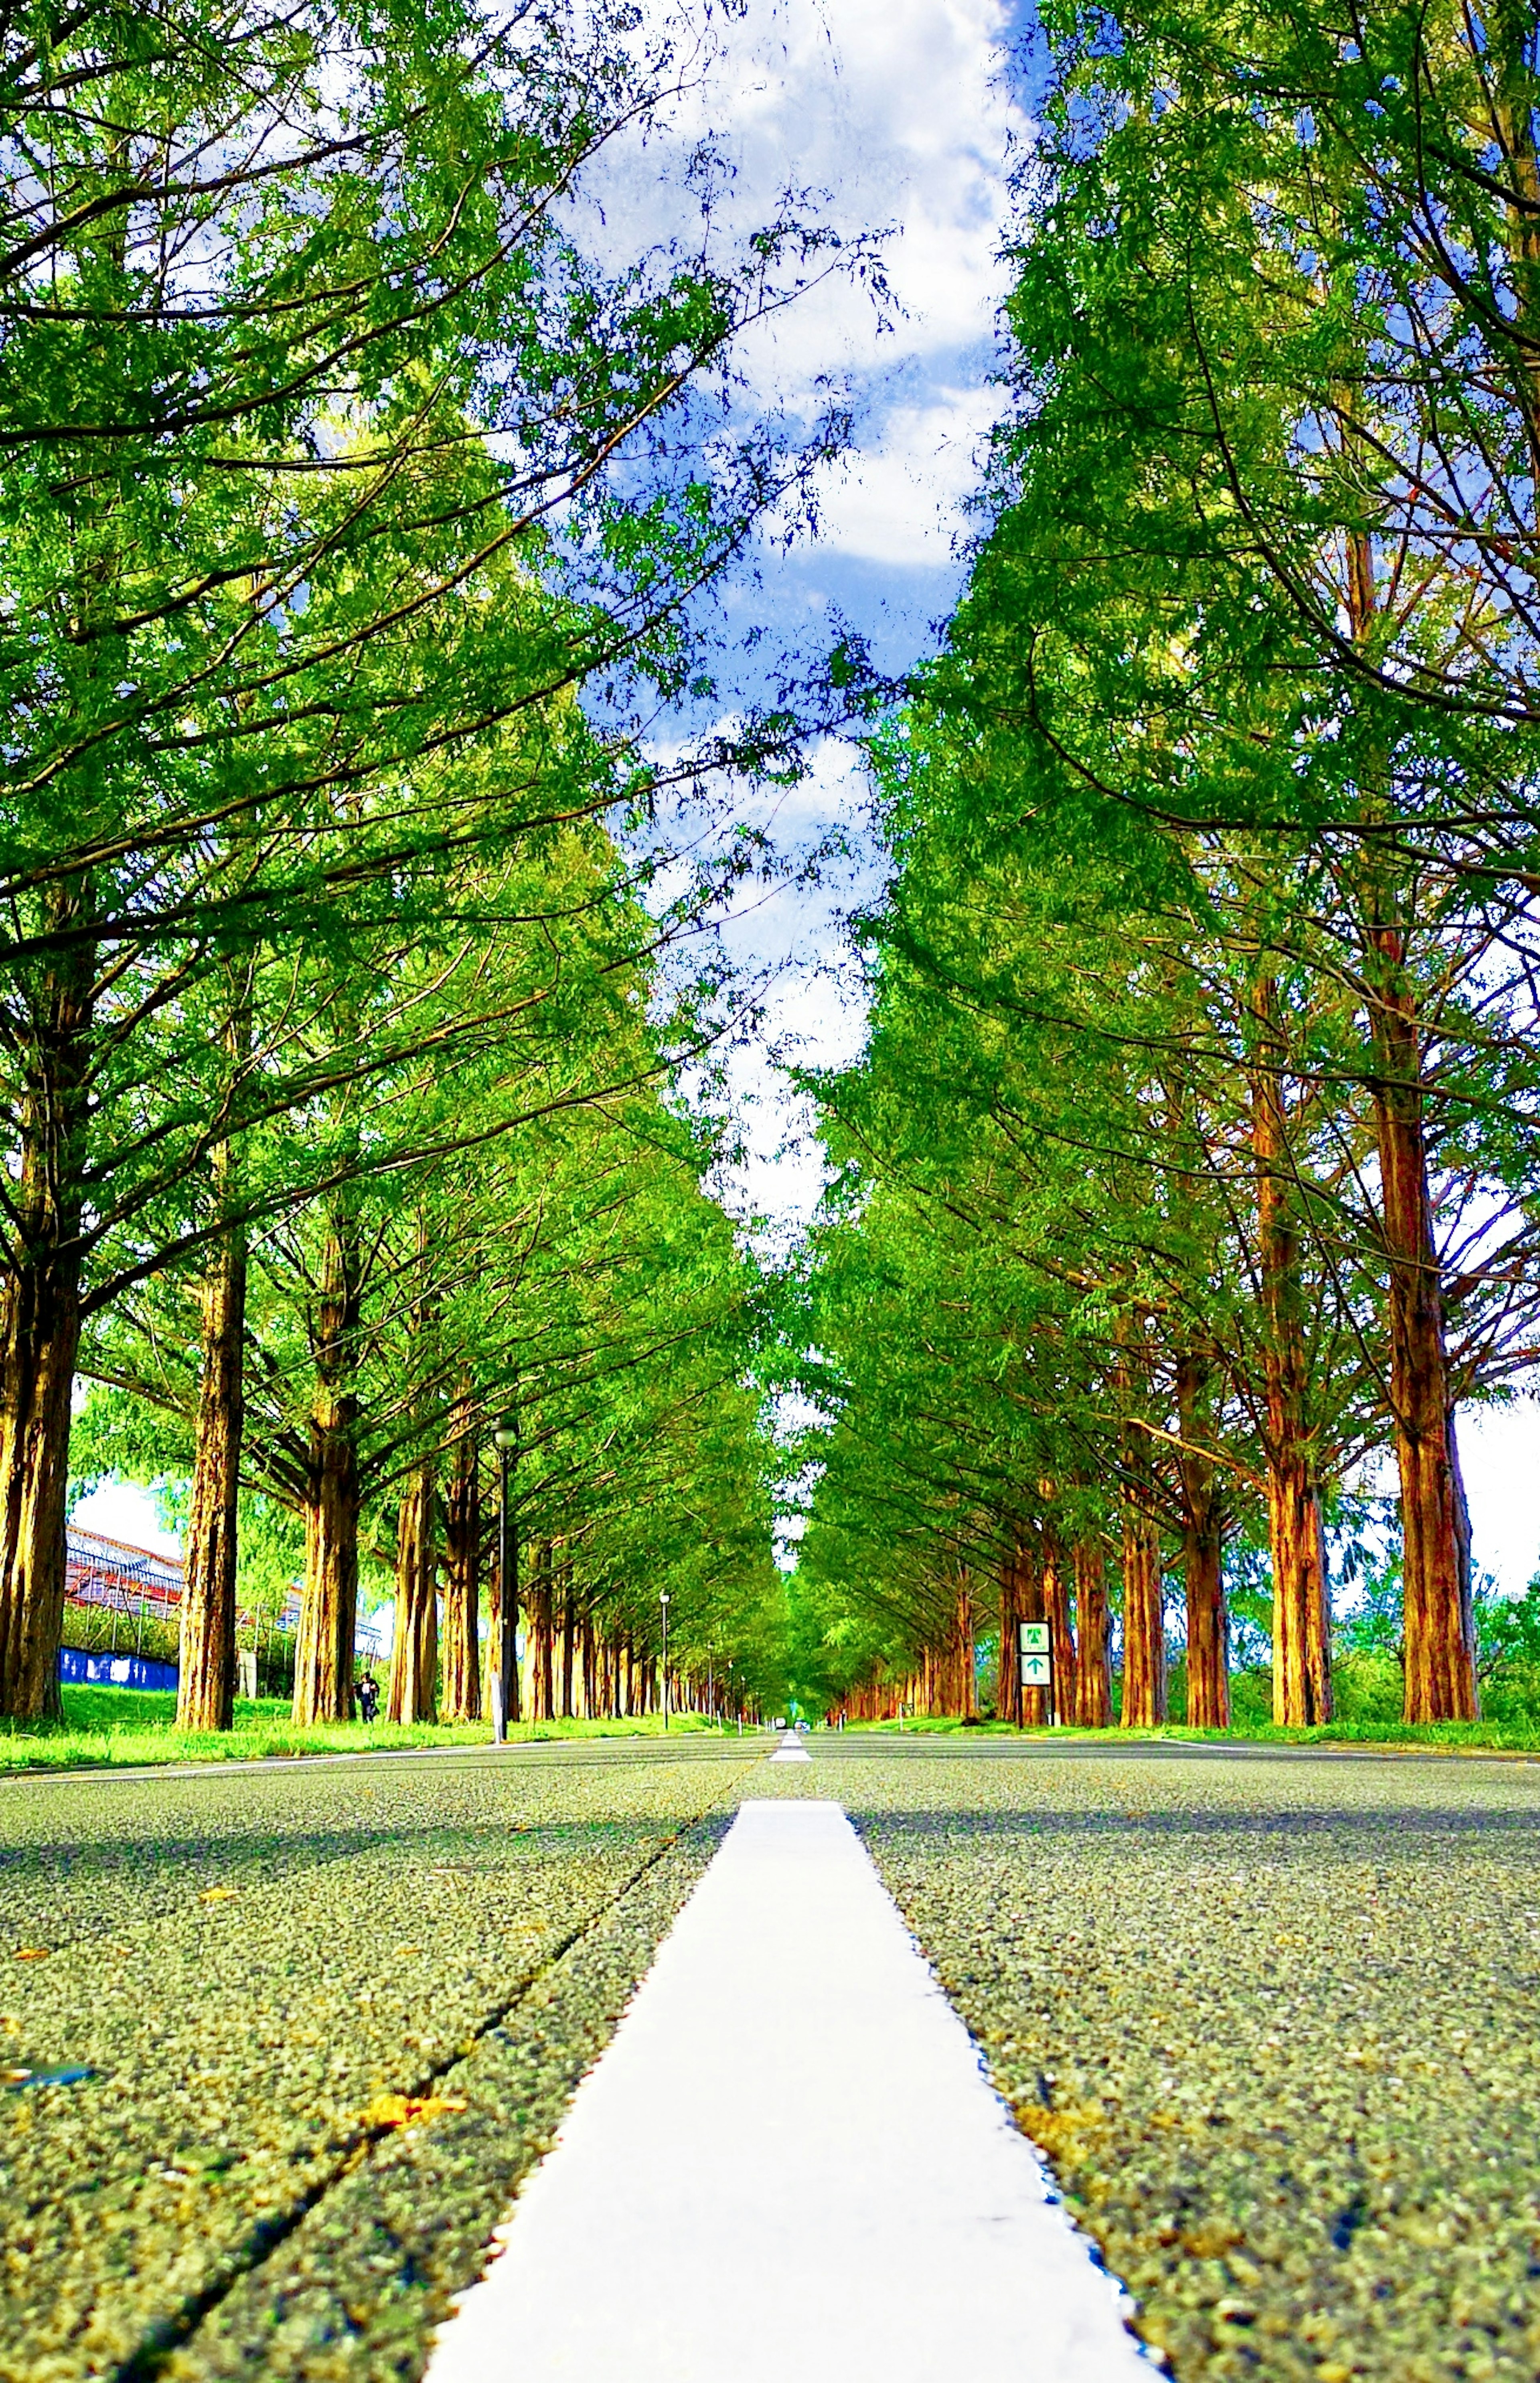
[
  {"x1": 491, "y1": 1408, "x2": 519, "y2": 1745},
  {"x1": 660, "y1": 1591, "x2": 670, "y2": 1731}
]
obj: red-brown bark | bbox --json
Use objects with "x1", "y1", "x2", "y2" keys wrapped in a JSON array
[
  {"x1": 1073, "y1": 1538, "x2": 1112, "y2": 1726},
  {"x1": 1014, "y1": 1537, "x2": 1050, "y2": 1726},
  {"x1": 1119, "y1": 1509, "x2": 1167, "y2": 1727},
  {"x1": 292, "y1": 1202, "x2": 363, "y2": 1725},
  {"x1": 528, "y1": 1545, "x2": 555, "y2": 1722},
  {"x1": 178, "y1": 1179, "x2": 247, "y2": 1733},
  {"x1": 560, "y1": 1563, "x2": 576, "y2": 1720},
  {"x1": 1366, "y1": 928, "x2": 1478, "y2": 1722},
  {"x1": 387, "y1": 1458, "x2": 438, "y2": 1723},
  {"x1": 1042, "y1": 1522, "x2": 1078, "y2": 1728},
  {"x1": 1176, "y1": 1351, "x2": 1229, "y2": 1730},
  {"x1": 440, "y1": 1388, "x2": 481, "y2": 1722},
  {"x1": 1250, "y1": 978, "x2": 1333, "y2": 1726},
  {"x1": 0, "y1": 890, "x2": 95, "y2": 1724},
  {"x1": 997, "y1": 1543, "x2": 1021, "y2": 1724}
]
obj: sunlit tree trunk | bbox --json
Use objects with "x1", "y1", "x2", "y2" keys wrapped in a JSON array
[
  {"x1": 1250, "y1": 977, "x2": 1332, "y2": 1724},
  {"x1": 560, "y1": 1562, "x2": 576, "y2": 1719},
  {"x1": 1176, "y1": 1350, "x2": 1229, "y2": 1728},
  {"x1": 178, "y1": 1162, "x2": 247, "y2": 1733},
  {"x1": 529, "y1": 1546, "x2": 554, "y2": 1721},
  {"x1": 388, "y1": 1458, "x2": 437, "y2": 1722},
  {"x1": 292, "y1": 1200, "x2": 362, "y2": 1724},
  {"x1": 1042, "y1": 1520, "x2": 1077, "y2": 1726},
  {"x1": 1015, "y1": 1534, "x2": 1050, "y2": 1726},
  {"x1": 1073, "y1": 1537, "x2": 1112, "y2": 1726},
  {"x1": 1341, "y1": 525, "x2": 1474, "y2": 1723},
  {"x1": 1364, "y1": 923, "x2": 1478, "y2": 1721},
  {"x1": 0, "y1": 885, "x2": 95, "y2": 1724},
  {"x1": 176, "y1": 935, "x2": 256, "y2": 1733},
  {"x1": 956, "y1": 1565, "x2": 977, "y2": 1716},
  {"x1": 440, "y1": 1386, "x2": 481, "y2": 1721},
  {"x1": 997, "y1": 1542, "x2": 1021, "y2": 1723},
  {"x1": 1119, "y1": 1508, "x2": 1166, "y2": 1726}
]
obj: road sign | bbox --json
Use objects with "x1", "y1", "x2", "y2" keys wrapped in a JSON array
[
  {"x1": 1020, "y1": 1652, "x2": 1052, "y2": 1686},
  {"x1": 1019, "y1": 1623, "x2": 1049, "y2": 1654}
]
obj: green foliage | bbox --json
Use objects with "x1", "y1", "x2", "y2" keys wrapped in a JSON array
[
  {"x1": 783, "y1": 0, "x2": 1540, "y2": 1728},
  {"x1": 1477, "y1": 1583, "x2": 1540, "y2": 1724}
]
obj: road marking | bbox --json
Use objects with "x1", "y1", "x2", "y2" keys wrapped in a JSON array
[{"x1": 427, "y1": 1799, "x2": 1149, "y2": 2382}]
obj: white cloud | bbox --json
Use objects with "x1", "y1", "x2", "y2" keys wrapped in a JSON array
[
  {"x1": 809, "y1": 385, "x2": 999, "y2": 564},
  {"x1": 592, "y1": 5, "x2": 1024, "y2": 1238},
  {"x1": 709, "y1": 0, "x2": 1022, "y2": 378},
  {"x1": 579, "y1": 0, "x2": 1023, "y2": 555}
]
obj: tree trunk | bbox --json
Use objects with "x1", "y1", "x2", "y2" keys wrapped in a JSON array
[
  {"x1": 0, "y1": 1252, "x2": 83, "y2": 1725},
  {"x1": 388, "y1": 1459, "x2": 438, "y2": 1722},
  {"x1": 178, "y1": 1188, "x2": 247, "y2": 1733},
  {"x1": 1176, "y1": 1350, "x2": 1229, "y2": 1730},
  {"x1": 1340, "y1": 516, "x2": 1475, "y2": 1723},
  {"x1": 1251, "y1": 977, "x2": 1333, "y2": 1726},
  {"x1": 0, "y1": 890, "x2": 95, "y2": 1725},
  {"x1": 955, "y1": 1567, "x2": 977, "y2": 1717},
  {"x1": 1015, "y1": 1536, "x2": 1050, "y2": 1726},
  {"x1": 1042, "y1": 1522, "x2": 1077, "y2": 1727},
  {"x1": 483, "y1": 1534, "x2": 501, "y2": 1722},
  {"x1": 530, "y1": 1548, "x2": 554, "y2": 1721},
  {"x1": 1367, "y1": 934, "x2": 1478, "y2": 1721},
  {"x1": 441, "y1": 1391, "x2": 481, "y2": 1722},
  {"x1": 1073, "y1": 1538, "x2": 1112, "y2": 1726},
  {"x1": 560, "y1": 1567, "x2": 576, "y2": 1720},
  {"x1": 292, "y1": 1204, "x2": 362, "y2": 1725},
  {"x1": 1119, "y1": 1510, "x2": 1167, "y2": 1726},
  {"x1": 177, "y1": 963, "x2": 255, "y2": 1734},
  {"x1": 997, "y1": 1544, "x2": 1021, "y2": 1723},
  {"x1": 293, "y1": 1404, "x2": 359, "y2": 1724},
  {"x1": 1268, "y1": 1452, "x2": 1329, "y2": 1726}
]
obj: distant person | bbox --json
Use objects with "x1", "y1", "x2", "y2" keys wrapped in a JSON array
[{"x1": 357, "y1": 1675, "x2": 379, "y2": 1724}]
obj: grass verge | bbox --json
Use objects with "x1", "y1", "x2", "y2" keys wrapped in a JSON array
[
  {"x1": 0, "y1": 1689, "x2": 734, "y2": 1775},
  {"x1": 845, "y1": 1713, "x2": 1540, "y2": 1753}
]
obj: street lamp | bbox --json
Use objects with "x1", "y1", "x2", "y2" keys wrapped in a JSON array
[
  {"x1": 660, "y1": 1591, "x2": 671, "y2": 1731},
  {"x1": 491, "y1": 1407, "x2": 519, "y2": 1745}
]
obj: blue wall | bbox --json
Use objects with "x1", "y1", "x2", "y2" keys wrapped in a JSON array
[{"x1": 60, "y1": 1646, "x2": 179, "y2": 1695}]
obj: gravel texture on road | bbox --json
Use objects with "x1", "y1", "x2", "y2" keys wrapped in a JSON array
[
  {"x1": 10, "y1": 1735, "x2": 1540, "y2": 2383},
  {"x1": 816, "y1": 1740, "x2": 1540, "y2": 2383},
  {"x1": 1, "y1": 1744, "x2": 760, "y2": 2383}
]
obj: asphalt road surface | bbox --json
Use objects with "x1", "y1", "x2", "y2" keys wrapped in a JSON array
[
  {"x1": 817, "y1": 1735, "x2": 1540, "y2": 2383},
  {"x1": 4, "y1": 1732, "x2": 1539, "y2": 2383}
]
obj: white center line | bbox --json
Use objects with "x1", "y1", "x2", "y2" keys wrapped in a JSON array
[{"x1": 428, "y1": 1799, "x2": 1150, "y2": 2382}]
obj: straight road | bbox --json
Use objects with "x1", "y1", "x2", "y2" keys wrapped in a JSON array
[{"x1": 4, "y1": 1732, "x2": 1538, "y2": 2383}]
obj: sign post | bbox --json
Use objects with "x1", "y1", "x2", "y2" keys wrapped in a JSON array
[{"x1": 1019, "y1": 1621, "x2": 1053, "y2": 1721}]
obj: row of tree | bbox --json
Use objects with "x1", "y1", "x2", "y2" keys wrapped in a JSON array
[
  {"x1": 0, "y1": 0, "x2": 847, "y2": 1724},
  {"x1": 789, "y1": 0, "x2": 1540, "y2": 1729}
]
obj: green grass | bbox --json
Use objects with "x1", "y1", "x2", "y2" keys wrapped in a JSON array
[
  {"x1": 0, "y1": 1687, "x2": 738, "y2": 1774},
  {"x1": 848, "y1": 1712, "x2": 1540, "y2": 1752}
]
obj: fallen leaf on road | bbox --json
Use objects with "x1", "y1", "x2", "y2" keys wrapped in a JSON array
[{"x1": 361, "y1": 2092, "x2": 467, "y2": 2131}]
